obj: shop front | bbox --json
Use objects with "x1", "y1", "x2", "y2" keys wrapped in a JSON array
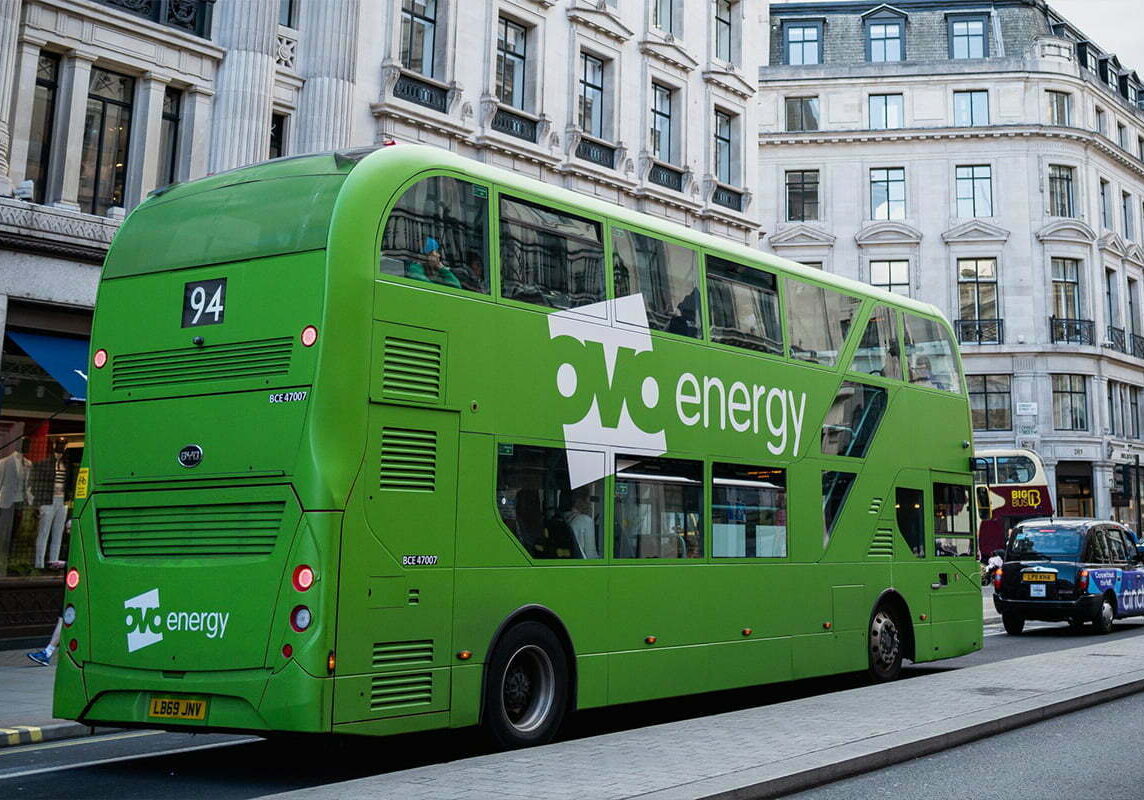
[{"x1": 1055, "y1": 460, "x2": 1094, "y2": 518}]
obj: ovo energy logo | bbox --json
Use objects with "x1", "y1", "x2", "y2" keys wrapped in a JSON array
[
  {"x1": 123, "y1": 588, "x2": 231, "y2": 654},
  {"x1": 547, "y1": 294, "x2": 808, "y2": 489}
]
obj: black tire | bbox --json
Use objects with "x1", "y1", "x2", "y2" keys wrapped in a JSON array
[
  {"x1": 1002, "y1": 612, "x2": 1025, "y2": 635},
  {"x1": 1094, "y1": 595, "x2": 1116, "y2": 635},
  {"x1": 868, "y1": 605, "x2": 903, "y2": 682},
  {"x1": 482, "y1": 621, "x2": 569, "y2": 749}
]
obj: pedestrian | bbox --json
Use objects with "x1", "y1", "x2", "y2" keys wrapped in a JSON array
[{"x1": 27, "y1": 616, "x2": 62, "y2": 666}]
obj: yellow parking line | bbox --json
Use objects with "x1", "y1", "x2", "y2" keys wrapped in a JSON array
[{"x1": 13, "y1": 726, "x2": 44, "y2": 743}]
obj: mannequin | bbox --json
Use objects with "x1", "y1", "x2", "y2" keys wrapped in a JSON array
[
  {"x1": 31, "y1": 438, "x2": 74, "y2": 570},
  {"x1": 0, "y1": 439, "x2": 33, "y2": 574}
]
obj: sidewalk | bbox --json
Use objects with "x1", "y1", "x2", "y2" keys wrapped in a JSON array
[
  {"x1": 0, "y1": 648, "x2": 99, "y2": 746},
  {"x1": 266, "y1": 635, "x2": 1144, "y2": 800},
  {"x1": 983, "y1": 585, "x2": 1000, "y2": 623}
]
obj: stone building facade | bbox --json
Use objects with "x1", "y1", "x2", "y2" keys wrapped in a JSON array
[{"x1": 762, "y1": 0, "x2": 1144, "y2": 523}]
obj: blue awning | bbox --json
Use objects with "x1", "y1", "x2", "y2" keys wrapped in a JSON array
[{"x1": 8, "y1": 332, "x2": 89, "y2": 402}]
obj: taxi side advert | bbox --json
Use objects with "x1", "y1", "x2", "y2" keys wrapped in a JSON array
[{"x1": 993, "y1": 518, "x2": 1144, "y2": 635}]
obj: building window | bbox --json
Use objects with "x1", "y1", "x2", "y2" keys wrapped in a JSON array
[
  {"x1": 25, "y1": 51, "x2": 60, "y2": 205},
  {"x1": 870, "y1": 167, "x2": 905, "y2": 220},
  {"x1": 1096, "y1": 106, "x2": 1106, "y2": 136},
  {"x1": 786, "y1": 170, "x2": 819, "y2": 221},
  {"x1": 1048, "y1": 90, "x2": 1072, "y2": 125},
  {"x1": 953, "y1": 90, "x2": 988, "y2": 126},
  {"x1": 578, "y1": 53, "x2": 604, "y2": 139},
  {"x1": 869, "y1": 94, "x2": 903, "y2": 130},
  {"x1": 158, "y1": 87, "x2": 181, "y2": 187},
  {"x1": 1124, "y1": 192, "x2": 1135, "y2": 241},
  {"x1": 400, "y1": 0, "x2": 437, "y2": 78},
  {"x1": 870, "y1": 260, "x2": 909, "y2": 295},
  {"x1": 1129, "y1": 277, "x2": 1140, "y2": 337},
  {"x1": 78, "y1": 67, "x2": 135, "y2": 216},
  {"x1": 1100, "y1": 179, "x2": 1112, "y2": 230},
  {"x1": 949, "y1": 16, "x2": 987, "y2": 59},
  {"x1": 496, "y1": 17, "x2": 527, "y2": 109},
  {"x1": 1119, "y1": 122, "x2": 1129, "y2": 150},
  {"x1": 1053, "y1": 374, "x2": 1088, "y2": 431},
  {"x1": 785, "y1": 22, "x2": 821, "y2": 66},
  {"x1": 968, "y1": 375, "x2": 1011, "y2": 431},
  {"x1": 1106, "y1": 268, "x2": 1119, "y2": 327},
  {"x1": 955, "y1": 165, "x2": 992, "y2": 218},
  {"x1": 868, "y1": 19, "x2": 902, "y2": 62},
  {"x1": 269, "y1": 111, "x2": 286, "y2": 159},
  {"x1": 278, "y1": 0, "x2": 296, "y2": 28},
  {"x1": 1052, "y1": 257, "x2": 1081, "y2": 318},
  {"x1": 1048, "y1": 165, "x2": 1075, "y2": 217},
  {"x1": 958, "y1": 257, "x2": 998, "y2": 321},
  {"x1": 651, "y1": 83, "x2": 674, "y2": 163},
  {"x1": 714, "y1": 109, "x2": 734, "y2": 185},
  {"x1": 714, "y1": 0, "x2": 734, "y2": 62},
  {"x1": 654, "y1": 0, "x2": 678, "y2": 35},
  {"x1": 785, "y1": 96, "x2": 819, "y2": 131}
]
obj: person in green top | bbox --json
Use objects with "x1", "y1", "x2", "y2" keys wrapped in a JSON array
[{"x1": 405, "y1": 236, "x2": 461, "y2": 289}]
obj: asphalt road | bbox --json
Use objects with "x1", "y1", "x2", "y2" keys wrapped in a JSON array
[{"x1": 3, "y1": 611, "x2": 1142, "y2": 799}]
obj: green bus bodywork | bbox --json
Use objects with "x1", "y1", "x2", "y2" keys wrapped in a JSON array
[{"x1": 55, "y1": 145, "x2": 981, "y2": 739}]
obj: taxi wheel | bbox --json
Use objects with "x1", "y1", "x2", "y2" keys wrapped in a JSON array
[
  {"x1": 1002, "y1": 612, "x2": 1025, "y2": 635},
  {"x1": 1094, "y1": 596, "x2": 1116, "y2": 635},
  {"x1": 482, "y1": 621, "x2": 569, "y2": 749},
  {"x1": 867, "y1": 606, "x2": 903, "y2": 682}
]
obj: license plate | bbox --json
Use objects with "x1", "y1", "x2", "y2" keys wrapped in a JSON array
[
  {"x1": 1030, "y1": 583, "x2": 1047, "y2": 598},
  {"x1": 148, "y1": 697, "x2": 207, "y2": 720},
  {"x1": 1022, "y1": 573, "x2": 1055, "y2": 582}
]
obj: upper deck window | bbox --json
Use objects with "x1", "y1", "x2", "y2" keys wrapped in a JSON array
[
  {"x1": 499, "y1": 196, "x2": 604, "y2": 311},
  {"x1": 851, "y1": 305, "x2": 901, "y2": 379},
  {"x1": 706, "y1": 256, "x2": 782, "y2": 355},
  {"x1": 380, "y1": 176, "x2": 490, "y2": 294},
  {"x1": 785, "y1": 279, "x2": 861, "y2": 367},
  {"x1": 612, "y1": 228, "x2": 700, "y2": 337},
  {"x1": 903, "y1": 314, "x2": 961, "y2": 394}
]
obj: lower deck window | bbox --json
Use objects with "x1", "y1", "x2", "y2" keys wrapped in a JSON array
[
  {"x1": 712, "y1": 463, "x2": 787, "y2": 557},
  {"x1": 615, "y1": 455, "x2": 703, "y2": 558},
  {"x1": 896, "y1": 486, "x2": 924, "y2": 557},
  {"x1": 934, "y1": 482, "x2": 974, "y2": 557},
  {"x1": 497, "y1": 444, "x2": 603, "y2": 559}
]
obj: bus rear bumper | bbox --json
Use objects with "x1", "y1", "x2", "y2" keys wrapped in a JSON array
[{"x1": 59, "y1": 657, "x2": 333, "y2": 734}]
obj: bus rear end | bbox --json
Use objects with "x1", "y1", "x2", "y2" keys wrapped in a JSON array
[
  {"x1": 54, "y1": 156, "x2": 355, "y2": 734},
  {"x1": 974, "y1": 449, "x2": 1054, "y2": 557}
]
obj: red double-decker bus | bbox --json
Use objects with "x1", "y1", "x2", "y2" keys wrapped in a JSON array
[{"x1": 973, "y1": 448, "x2": 1054, "y2": 557}]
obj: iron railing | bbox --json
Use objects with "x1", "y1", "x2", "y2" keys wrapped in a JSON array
[
  {"x1": 955, "y1": 318, "x2": 1004, "y2": 344},
  {"x1": 1050, "y1": 316, "x2": 1095, "y2": 345},
  {"x1": 98, "y1": 0, "x2": 214, "y2": 39},
  {"x1": 1107, "y1": 325, "x2": 1127, "y2": 353}
]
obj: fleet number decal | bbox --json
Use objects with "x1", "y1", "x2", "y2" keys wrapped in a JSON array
[
  {"x1": 269, "y1": 391, "x2": 308, "y2": 404},
  {"x1": 402, "y1": 555, "x2": 438, "y2": 566}
]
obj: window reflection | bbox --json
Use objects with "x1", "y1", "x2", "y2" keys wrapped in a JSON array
[
  {"x1": 786, "y1": 279, "x2": 861, "y2": 366},
  {"x1": 707, "y1": 256, "x2": 782, "y2": 355},
  {"x1": 903, "y1": 314, "x2": 961, "y2": 393},
  {"x1": 712, "y1": 463, "x2": 787, "y2": 558},
  {"x1": 851, "y1": 306, "x2": 900, "y2": 379},
  {"x1": 612, "y1": 228, "x2": 700, "y2": 336},
  {"x1": 821, "y1": 382, "x2": 887, "y2": 458},
  {"x1": 615, "y1": 455, "x2": 703, "y2": 558}
]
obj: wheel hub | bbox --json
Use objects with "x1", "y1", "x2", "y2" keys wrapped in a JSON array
[{"x1": 500, "y1": 644, "x2": 556, "y2": 733}]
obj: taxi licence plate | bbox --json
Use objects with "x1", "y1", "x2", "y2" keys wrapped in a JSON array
[
  {"x1": 148, "y1": 697, "x2": 207, "y2": 720},
  {"x1": 1022, "y1": 573, "x2": 1055, "y2": 582}
]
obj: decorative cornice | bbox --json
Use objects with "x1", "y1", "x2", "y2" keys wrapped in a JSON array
[
  {"x1": 702, "y1": 65, "x2": 755, "y2": 99},
  {"x1": 0, "y1": 199, "x2": 117, "y2": 264},
  {"x1": 1098, "y1": 231, "x2": 1129, "y2": 257},
  {"x1": 769, "y1": 223, "x2": 837, "y2": 247},
  {"x1": 1128, "y1": 244, "x2": 1144, "y2": 266},
  {"x1": 1036, "y1": 218, "x2": 1097, "y2": 244},
  {"x1": 638, "y1": 36, "x2": 699, "y2": 73},
  {"x1": 860, "y1": 4, "x2": 909, "y2": 19},
  {"x1": 941, "y1": 219, "x2": 1011, "y2": 244},
  {"x1": 567, "y1": 3, "x2": 634, "y2": 43},
  {"x1": 855, "y1": 220, "x2": 923, "y2": 246}
]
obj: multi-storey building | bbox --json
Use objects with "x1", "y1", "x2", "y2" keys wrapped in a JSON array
[
  {"x1": 761, "y1": 0, "x2": 1144, "y2": 523},
  {"x1": 0, "y1": 0, "x2": 764, "y2": 634}
]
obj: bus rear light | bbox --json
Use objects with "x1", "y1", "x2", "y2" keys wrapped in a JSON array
[
  {"x1": 65, "y1": 568, "x2": 80, "y2": 590},
  {"x1": 993, "y1": 568, "x2": 1003, "y2": 592},
  {"x1": 62, "y1": 605, "x2": 76, "y2": 626},
  {"x1": 93, "y1": 349, "x2": 108, "y2": 368},
  {"x1": 68, "y1": 639, "x2": 77, "y2": 652},
  {"x1": 292, "y1": 565, "x2": 315, "y2": 592},
  {"x1": 1078, "y1": 569, "x2": 1089, "y2": 593},
  {"x1": 290, "y1": 605, "x2": 312, "y2": 632},
  {"x1": 300, "y1": 325, "x2": 318, "y2": 347},
  {"x1": 282, "y1": 644, "x2": 293, "y2": 658}
]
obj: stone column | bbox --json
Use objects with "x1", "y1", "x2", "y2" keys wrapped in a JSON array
[
  {"x1": 293, "y1": 0, "x2": 360, "y2": 153},
  {"x1": 183, "y1": 86, "x2": 214, "y2": 182},
  {"x1": 0, "y1": 0, "x2": 23, "y2": 196},
  {"x1": 52, "y1": 52, "x2": 96, "y2": 212},
  {"x1": 6, "y1": 36, "x2": 45, "y2": 193},
  {"x1": 209, "y1": 0, "x2": 278, "y2": 173},
  {"x1": 125, "y1": 73, "x2": 170, "y2": 209}
]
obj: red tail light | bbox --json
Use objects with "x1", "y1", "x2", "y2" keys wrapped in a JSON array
[
  {"x1": 93, "y1": 349, "x2": 108, "y2": 368},
  {"x1": 992, "y1": 567, "x2": 1003, "y2": 591},
  {"x1": 292, "y1": 565, "x2": 315, "y2": 592},
  {"x1": 1078, "y1": 569, "x2": 1089, "y2": 593},
  {"x1": 65, "y1": 568, "x2": 80, "y2": 590}
]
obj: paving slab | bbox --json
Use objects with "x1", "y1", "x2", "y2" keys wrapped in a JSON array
[
  {"x1": 264, "y1": 635, "x2": 1144, "y2": 800},
  {"x1": 0, "y1": 648, "x2": 110, "y2": 747}
]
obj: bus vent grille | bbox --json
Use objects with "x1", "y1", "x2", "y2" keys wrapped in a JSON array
[
  {"x1": 868, "y1": 497, "x2": 884, "y2": 515},
  {"x1": 111, "y1": 337, "x2": 293, "y2": 390},
  {"x1": 379, "y1": 428, "x2": 436, "y2": 491},
  {"x1": 371, "y1": 640, "x2": 434, "y2": 669},
  {"x1": 370, "y1": 672, "x2": 433, "y2": 710},
  {"x1": 868, "y1": 528, "x2": 895, "y2": 558},
  {"x1": 97, "y1": 502, "x2": 284, "y2": 557},
  {"x1": 382, "y1": 337, "x2": 442, "y2": 402}
]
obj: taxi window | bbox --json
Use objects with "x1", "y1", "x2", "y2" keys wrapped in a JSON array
[
  {"x1": 1106, "y1": 529, "x2": 1127, "y2": 562},
  {"x1": 1008, "y1": 527, "x2": 1082, "y2": 560},
  {"x1": 1086, "y1": 530, "x2": 1110, "y2": 564}
]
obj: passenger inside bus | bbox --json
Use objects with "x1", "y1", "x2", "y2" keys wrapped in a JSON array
[
  {"x1": 404, "y1": 237, "x2": 462, "y2": 289},
  {"x1": 452, "y1": 249, "x2": 487, "y2": 293}
]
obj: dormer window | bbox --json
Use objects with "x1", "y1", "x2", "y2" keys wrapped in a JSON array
[
  {"x1": 948, "y1": 15, "x2": 987, "y2": 59},
  {"x1": 863, "y1": 7, "x2": 906, "y2": 63},
  {"x1": 784, "y1": 21, "x2": 822, "y2": 66}
]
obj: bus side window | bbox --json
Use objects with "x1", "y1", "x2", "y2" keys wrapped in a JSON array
[
  {"x1": 612, "y1": 228, "x2": 701, "y2": 338},
  {"x1": 785, "y1": 279, "x2": 860, "y2": 367},
  {"x1": 903, "y1": 314, "x2": 961, "y2": 393},
  {"x1": 615, "y1": 455, "x2": 703, "y2": 559},
  {"x1": 499, "y1": 196, "x2": 605, "y2": 311},
  {"x1": 712, "y1": 463, "x2": 787, "y2": 558},
  {"x1": 496, "y1": 444, "x2": 603, "y2": 560},
  {"x1": 896, "y1": 487, "x2": 925, "y2": 557},
  {"x1": 934, "y1": 483, "x2": 974, "y2": 557},
  {"x1": 705, "y1": 256, "x2": 782, "y2": 355},
  {"x1": 822, "y1": 471, "x2": 857, "y2": 548},
  {"x1": 820, "y1": 381, "x2": 887, "y2": 458},
  {"x1": 850, "y1": 305, "x2": 901, "y2": 379},
  {"x1": 379, "y1": 176, "x2": 490, "y2": 294}
]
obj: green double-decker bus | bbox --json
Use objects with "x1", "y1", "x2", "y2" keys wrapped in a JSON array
[{"x1": 55, "y1": 144, "x2": 981, "y2": 747}]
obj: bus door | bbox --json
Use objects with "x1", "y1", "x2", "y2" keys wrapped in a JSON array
[
  {"x1": 928, "y1": 473, "x2": 980, "y2": 652},
  {"x1": 333, "y1": 324, "x2": 458, "y2": 726}
]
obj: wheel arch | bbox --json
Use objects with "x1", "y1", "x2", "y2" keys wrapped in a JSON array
[
  {"x1": 481, "y1": 604, "x2": 578, "y2": 722},
  {"x1": 871, "y1": 588, "x2": 916, "y2": 662}
]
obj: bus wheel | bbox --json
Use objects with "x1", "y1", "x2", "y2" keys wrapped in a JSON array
[
  {"x1": 482, "y1": 621, "x2": 569, "y2": 749},
  {"x1": 868, "y1": 606, "x2": 903, "y2": 682},
  {"x1": 1002, "y1": 612, "x2": 1024, "y2": 635},
  {"x1": 1094, "y1": 596, "x2": 1116, "y2": 635}
]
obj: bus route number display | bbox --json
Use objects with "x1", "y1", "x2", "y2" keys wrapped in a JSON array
[{"x1": 182, "y1": 278, "x2": 226, "y2": 327}]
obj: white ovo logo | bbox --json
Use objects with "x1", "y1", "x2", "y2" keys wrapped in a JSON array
[{"x1": 125, "y1": 588, "x2": 164, "y2": 653}]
